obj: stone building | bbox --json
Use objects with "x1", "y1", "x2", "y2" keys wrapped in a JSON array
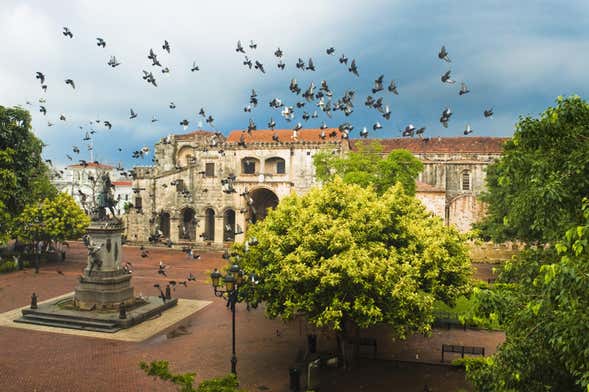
[{"x1": 126, "y1": 129, "x2": 507, "y2": 247}]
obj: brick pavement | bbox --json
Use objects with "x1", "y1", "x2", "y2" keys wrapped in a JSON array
[{"x1": 0, "y1": 242, "x2": 504, "y2": 391}]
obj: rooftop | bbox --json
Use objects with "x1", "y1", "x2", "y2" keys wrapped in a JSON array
[
  {"x1": 351, "y1": 137, "x2": 508, "y2": 154},
  {"x1": 67, "y1": 162, "x2": 114, "y2": 170},
  {"x1": 112, "y1": 181, "x2": 132, "y2": 187},
  {"x1": 226, "y1": 128, "x2": 343, "y2": 144},
  {"x1": 175, "y1": 130, "x2": 219, "y2": 141}
]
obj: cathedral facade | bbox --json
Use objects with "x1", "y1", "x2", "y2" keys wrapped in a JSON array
[{"x1": 125, "y1": 128, "x2": 506, "y2": 248}]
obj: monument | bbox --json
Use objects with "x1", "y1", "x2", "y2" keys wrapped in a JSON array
[{"x1": 16, "y1": 173, "x2": 177, "y2": 332}]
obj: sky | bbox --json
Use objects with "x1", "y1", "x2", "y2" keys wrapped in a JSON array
[{"x1": 1, "y1": 0, "x2": 588, "y2": 171}]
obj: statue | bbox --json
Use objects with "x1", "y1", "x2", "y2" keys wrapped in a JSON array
[
  {"x1": 92, "y1": 173, "x2": 119, "y2": 222},
  {"x1": 87, "y1": 242, "x2": 103, "y2": 275}
]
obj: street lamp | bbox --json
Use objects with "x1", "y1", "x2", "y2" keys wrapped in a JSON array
[{"x1": 210, "y1": 263, "x2": 247, "y2": 375}]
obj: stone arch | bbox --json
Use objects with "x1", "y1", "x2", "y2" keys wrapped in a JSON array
[
  {"x1": 223, "y1": 209, "x2": 236, "y2": 242},
  {"x1": 177, "y1": 145, "x2": 194, "y2": 168},
  {"x1": 179, "y1": 207, "x2": 197, "y2": 241},
  {"x1": 204, "y1": 208, "x2": 215, "y2": 241},
  {"x1": 158, "y1": 211, "x2": 171, "y2": 238},
  {"x1": 241, "y1": 156, "x2": 260, "y2": 175},
  {"x1": 448, "y1": 194, "x2": 485, "y2": 233},
  {"x1": 249, "y1": 187, "x2": 279, "y2": 223}
]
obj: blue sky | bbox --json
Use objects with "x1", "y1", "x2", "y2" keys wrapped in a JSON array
[{"x1": 1, "y1": 0, "x2": 588, "y2": 170}]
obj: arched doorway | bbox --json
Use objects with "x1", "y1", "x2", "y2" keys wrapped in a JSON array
[
  {"x1": 223, "y1": 209, "x2": 236, "y2": 242},
  {"x1": 249, "y1": 188, "x2": 279, "y2": 223},
  {"x1": 180, "y1": 208, "x2": 196, "y2": 241},
  {"x1": 158, "y1": 211, "x2": 171, "y2": 239},
  {"x1": 204, "y1": 208, "x2": 215, "y2": 241}
]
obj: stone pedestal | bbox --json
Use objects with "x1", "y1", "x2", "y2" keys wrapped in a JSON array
[{"x1": 74, "y1": 221, "x2": 134, "y2": 310}]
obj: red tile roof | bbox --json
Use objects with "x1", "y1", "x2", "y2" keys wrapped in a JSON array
[
  {"x1": 175, "y1": 130, "x2": 218, "y2": 140},
  {"x1": 67, "y1": 162, "x2": 114, "y2": 169},
  {"x1": 112, "y1": 181, "x2": 132, "y2": 186},
  {"x1": 351, "y1": 137, "x2": 508, "y2": 154},
  {"x1": 226, "y1": 129, "x2": 343, "y2": 143}
]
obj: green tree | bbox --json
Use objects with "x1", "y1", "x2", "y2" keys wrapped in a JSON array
[
  {"x1": 14, "y1": 192, "x2": 89, "y2": 245},
  {"x1": 313, "y1": 140, "x2": 423, "y2": 195},
  {"x1": 476, "y1": 96, "x2": 589, "y2": 244},
  {"x1": 233, "y1": 178, "x2": 472, "y2": 344},
  {"x1": 466, "y1": 201, "x2": 589, "y2": 391},
  {"x1": 0, "y1": 105, "x2": 56, "y2": 242},
  {"x1": 139, "y1": 361, "x2": 244, "y2": 392}
]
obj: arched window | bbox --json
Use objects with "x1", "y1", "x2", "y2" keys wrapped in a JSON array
[
  {"x1": 462, "y1": 170, "x2": 471, "y2": 191},
  {"x1": 241, "y1": 157, "x2": 259, "y2": 174},
  {"x1": 265, "y1": 157, "x2": 286, "y2": 174},
  {"x1": 223, "y1": 209, "x2": 236, "y2": 242}
]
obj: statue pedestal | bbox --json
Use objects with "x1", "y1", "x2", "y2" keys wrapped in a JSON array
[{"x1": 74, "y1": 221, "x2": 134, "y2": 310}]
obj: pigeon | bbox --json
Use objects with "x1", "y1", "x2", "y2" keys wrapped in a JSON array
[
  {"x1": 438, "y1": 45, "x2": 451, "y2": 62},
  {"x1": 268, "y1": 117, "x2": 276, "y2": 130},
  {"x1": 249, "y1": 40, "x2": 257, "y2": 49},
  {"x1": 403, "y1": 124, "x2": 416, "y2": 137},
  {"x1": 72, "y1": 146, "x2": 80, "y2": 154},
  {"x1": 326, "y1": 47, "x2": 335, "y2": 55},
  {"x1": 441, "y1": 70, "x2": 455, "y2": 84},
  {"x1": 289, "y1": 79, "x2": 301, "y2": 95},
  {"x1": 104, "y1": 121, "x2": 112, "y2": 130},
  {"x1": 388, "y1": 80, "x2": 399, "y2": 95},
  {"x1": 129, "y1": 109, "x2": 137, "y2": 119},
  {"x1": 151, "y1": 115, "x2": 158, "y2": 123},
  {"x1": 296, "y1": 58, "x2": 305, "y2": 70},
  {"x1": 254, "y1": 60, "x2": 265, "y2": 73},
  {"x1": 180, "y1": 119, "x2": 189, "y2": 129},
  {"x1": 484, "y1": 108, "x2": 494, "y2": 118},
  {"x1": 62, "y1": 27, "x2": 73, "y2": 38},
  {"x1": 459, "y1": 82, "x2": 470, "y2": 95},
  {"x1": 162, "y1": 40, "x2": 170, "y2": 53},
  {"x1": 348, "y1": 59, "x2": 359, "y2": 76},
  {"x1": 360, "y1": 127, "x2": 369, "y2": 138},
  {"x1": 39, "y1": 106, "x2": 47, "y2": 115},
  {"x1": 59, "y1": 114, "x2": 66, "y2": 121},
  {"x1": 277, "y1": 60, "x2": 285, "y2": 70},
  {"x1": 206, "y1": 115, "x2": 214, "y2": 124},
  {"x1": 191, "y1": 61, "x2": 200, "y2": 72},
  {"x1": 373, "y1": 122, "x2": 382, "y2": 131},
  {"x1": 274, "y1": 47, "x2": 283, "y2": 57},
  {"x1": 162, "y1": 67, "x2": 170, "y2": 74},
  {"x1": 464, "y1": 124, "x2": 473, "y2": 135},
  {"x1": 198, "y1": 108, "x2": 206, "y2": 117},
  {"x1": 306, "y1": 58, "x2": 315, "y2": 71},
  {"x1": 41, "y1": 85, "x2": 47, "y2": 92},
  {"x1": 440, "y1": 107, "x2": 452, "y2": 128},
  {"x1": 372, "y1": 75, "x2": 384, "y2": 94},
  {"x1": 48, "y1": 122, "x2": 54, "y2": 127},
  {"x1": 339, "y1": 54, "x2": 348, "y2": 64},
  {"x1": 243, "y1": 56, "x2": 253, "y2": 69},
  {"x1": 96, "y1": 37, "x2": 106, "y2": 48},
  {"x1": 187, "y1": 272, "x2": 196, "y2": 281},
  {"x1": 248, "y1": 118, "x2": 256, "y2": 132},
  {"x1": 236, "y1": 40, "x2": 245, "y2": 53},
  {"x1": 65, "y1": 79, "x2": 75, "y2": 89},
  {"x1": 320, "y1": 121, "x2": 328, "y2": 130},
  {"x1": 382, "y1": 105, "x2": 391, "y2": 120},
  {"x1": 169, "y1": 102, "x2": 176, "y2": 109},
  {"x1": 107, "y1": 56, "x2": 121, "y2": 67},
  {"x1": 35, "y1": 72, "x2": 45, "y2": 84}
]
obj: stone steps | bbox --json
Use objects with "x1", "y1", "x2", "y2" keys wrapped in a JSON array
[{"x1": 15, "y1": 312, "x2": 120, "y2": 333}]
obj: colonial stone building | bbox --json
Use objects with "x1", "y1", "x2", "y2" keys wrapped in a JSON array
[{"x1": 126, "y1": 129, "x2": 507, "y2": 247}]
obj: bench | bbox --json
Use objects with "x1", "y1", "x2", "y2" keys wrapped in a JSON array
[
  {"x1": 346, "y1": 337, "x2": 377, "y2": 358},
  {"x1": 441, "y1": 344, "x2": 485, "y2": 362}
]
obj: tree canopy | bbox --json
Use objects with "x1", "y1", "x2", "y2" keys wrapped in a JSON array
[
  {"x1": 14, "y1": 192, "x2": 89, "y2": 244},
  {"x1": 0, "y1": 105, "x2": 56, "y2": 242},
  {"x1": 476, "y1": 96, "x2": 589, "y2": 244},
  {"x1": 233, "y1": 178, "x2": 472, "y2": 338},
  {"x1": 313, "y1": 140, "x2": 424, "y2": 195}
]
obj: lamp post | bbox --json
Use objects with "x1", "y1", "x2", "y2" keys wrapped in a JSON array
[{"x1": 210, "y1": 263, "x2": 246, "y2": 375}]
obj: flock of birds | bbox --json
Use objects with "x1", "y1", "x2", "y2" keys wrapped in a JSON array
[{"x1": 27, "y1": 27, "x2": 495, "y2": 190}]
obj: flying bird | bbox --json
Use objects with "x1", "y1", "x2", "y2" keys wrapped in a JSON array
[
  {"x1": 441, "y1": 70, "x2": 455, "y2": 84},
  {"x1": 339, "y1": 54, "x2": 348, "y2": 64},
  {"x1": 382, "y1": 105, "x2": 391, "y2": 120},
  {"x1": 373, "y1": 122, "x2": 382, "y2": 131},
  {"x1": 440, "y1": 107, "x2": 452, "y2": 128},
  {"x1": 372, "y1": 75, "x2": 384, "y2": 94},
  {"x1": 348, "y1": 59, "x2": 359, "y2": 76},
  {"x1": 59, "y1": 114, "x2": 66, "y2": 121},
  {"x1": 107, "y1": 56, "x2": 121, "y2": 67},
  {"x1": 62, "y1": 27, "x2": 73, "y2": 38},
  {"x1": 484, "y1": 108, "x2": 494, "y2": 118},
  {"x1": 35, "y1": 72, "x2": 45, "y2": 84},
  {"x1": 459, "y1": 82, "x2": 470, "y2": 95},
  {"x1": 65, "y1": 79, "x2": 75, "y2": 89},
  {"x1": 191, "y1": 61, "x2": 199, "y2": 72},
  {"x1": 388, "y1": 80, "x2": 399, "y2": 95},
  {"x1": 274, "y1": 47, "x2": 283, "y2": 58},
  {"x1": 39, "y1": 106, "x2": 46, "y2": 115},
  {"x1": 268, "y1": 118, "x2": 276, "y2": 130},
  {"x1": 162, "y1": 40, "x2": 170, "y2": 53},
  {"x1": 169, "y1": 102, "x2": 176, "y2": 109},
  {"x1": 236, "y1": 40, "x2": 245, "y2": 53},
  {"x1": 96, "y1": 37, "x2": 106, "y2": 48},
  {"x1": 104, "y1": 121, "x2": 112, "y2": 130},
  {"x1": 306, "y1": 58, "x2": 315, "y2": 71},
  {"x1": 254, "y1": 60, "x2": 265, "y2": 73},
  {"x1": 249, "y1": 40, "x2": 257, "y2": 49},
  {"x1": 129, "y1": 109, "x2": 137, "y2": 119},
  {"x1": 464, "y1": 124, "x2": 473, "y2": 135},
  {"x1": 438, "y1": 45, "x2": 451, "y2": 62},
  {"x1": 326, "y1": 47, "x2": 335, "y2": 55},
  {"x1": 277, "y1": 60, "x2": 285, "y2": 70},
  {"x1": 360, "y1": 127, "x2": 368, "y2": 138}
]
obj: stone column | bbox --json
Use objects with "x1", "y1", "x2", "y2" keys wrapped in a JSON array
[
  {"x1": 170, "y1": 214, "x2": 180, "y2": 243},
  {"x1": 214, "y1": 215, "x2": 224, "y2": 246}
]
